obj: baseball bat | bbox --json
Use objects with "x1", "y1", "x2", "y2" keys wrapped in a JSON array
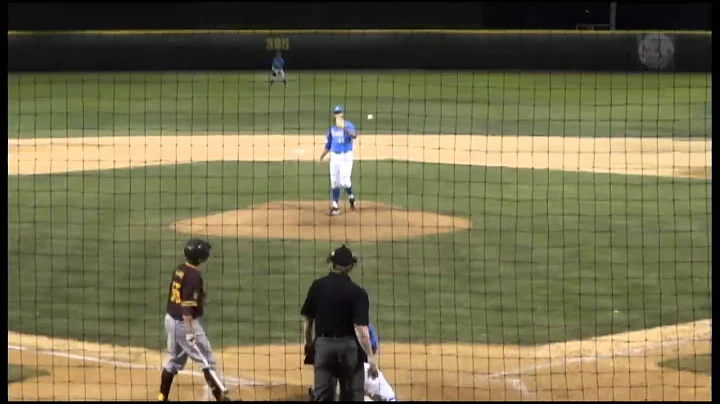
[{"x1": 192, "y1": 342, "x2": 227, "y2": 393}]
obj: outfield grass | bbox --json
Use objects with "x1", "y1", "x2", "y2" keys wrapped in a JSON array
[
  {"x1": 7, "y1": 160, "x2": 712, "y2": 349},
  {"x1": 7, "y1": 71, "x2": 712, "y2": 138}
]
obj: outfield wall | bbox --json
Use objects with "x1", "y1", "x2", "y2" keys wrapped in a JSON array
[{"x1": 7, "y1": 30, "x2": 712, "y2": 72}]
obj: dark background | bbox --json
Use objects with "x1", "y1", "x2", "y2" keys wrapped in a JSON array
[
  {"x1": 7, "y1": 2, "x2": 712, "y2": 71},
  {"x1": 7, "y1": 2, "x2": 712, "y2": 31}
]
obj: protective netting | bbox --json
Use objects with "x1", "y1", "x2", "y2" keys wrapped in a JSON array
[{"x1": 8, "y1": 29, "x2": 712, "y2": 401}]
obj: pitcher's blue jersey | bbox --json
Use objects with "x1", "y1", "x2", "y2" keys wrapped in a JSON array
[
  {"x1": 272, "y1": 57, "x2": 284, "y2": 69},
  {"x1": 325, "y1": 121, "x2": 356, "y2": 154}
]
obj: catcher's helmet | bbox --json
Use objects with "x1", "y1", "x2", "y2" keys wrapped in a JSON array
[{"x1": 184, "y1": 239, "x2": 212, "y2": 266}]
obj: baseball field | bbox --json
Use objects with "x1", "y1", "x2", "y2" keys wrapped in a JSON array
[{"x1": 7, "y1": 71, "x2": 712, "y2": 401}]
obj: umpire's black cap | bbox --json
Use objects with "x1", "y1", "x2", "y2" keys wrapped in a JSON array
[{"x1": 327, "y1": 244, "x2": 358, "y2": 268}]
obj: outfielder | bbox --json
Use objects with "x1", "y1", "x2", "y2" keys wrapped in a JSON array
[
  {"x1": 158, "y1": 239, "x2": 231, "y2": 402},
  {"x1": 319, "y1": 105, "x2": 358, "y2": 216},
  {"x1": 270, "y1": 51, "x2": 287, "y2": 86},
  {"x1": 308, "y1": 324, "x2": 398, "y2": 401}
]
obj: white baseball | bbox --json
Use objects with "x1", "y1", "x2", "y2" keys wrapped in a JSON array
[{"x1": 367, "y1": 114, "x2": 374, "y2": 120}]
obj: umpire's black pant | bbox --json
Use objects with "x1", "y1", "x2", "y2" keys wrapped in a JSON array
[{"x1": 313, "y1": 336, "x2": 365, "y2": 401}]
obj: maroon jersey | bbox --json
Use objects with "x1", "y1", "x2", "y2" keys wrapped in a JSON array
[{"x1": 166, "y1": 263, "x2": 205, "y2": 320}]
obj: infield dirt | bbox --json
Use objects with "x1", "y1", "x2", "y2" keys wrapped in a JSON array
[
  {"x1": 7, "y1": 133, "x2": 712, "y2": 179},
  {"x1": 171, "y1": 200, "x2": 472, "y2": 241},
  {"x1": 8, "y1": 320, "x2": 711, "y2": 401}
]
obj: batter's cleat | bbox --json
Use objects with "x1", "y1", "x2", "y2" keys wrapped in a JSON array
[
  {"x1": 349, "y1": 196, "x2": 357, "y2": 210},
  {"x1": 329, "y1": 207, "x2": 340, "y2": 216}
]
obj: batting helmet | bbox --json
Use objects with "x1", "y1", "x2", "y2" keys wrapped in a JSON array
[{"x1": 184, "y1": 239, "x2": 212, "y2": 266}]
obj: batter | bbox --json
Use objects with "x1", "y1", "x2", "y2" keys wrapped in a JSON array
[{"x1": 157, "y1": 239, "x2": 231, "y2": 402}]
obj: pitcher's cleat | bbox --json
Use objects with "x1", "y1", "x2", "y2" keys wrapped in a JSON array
[
  {"x1": 329, "y1": 207, "x2": 340, "y2": 216},
  {"x1": 349, "y1": 196, "x2": 357, "y2": 210}
]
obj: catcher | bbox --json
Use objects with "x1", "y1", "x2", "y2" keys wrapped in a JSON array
[{"x1": 308, "y1": 323, "x2": 397, "y2": 401}]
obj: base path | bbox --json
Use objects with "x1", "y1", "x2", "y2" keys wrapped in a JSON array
[
  {"x1": 8, "y1": 320, "x2": 711, "y2": 401},
  {"x1": 7, "y1": 133, "x2": 712, "y2": 179}
]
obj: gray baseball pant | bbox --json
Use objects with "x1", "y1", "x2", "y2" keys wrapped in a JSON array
[
  {"x1": 313, "y1": 336, "x2": 365, "y2": 401},
  {"x1": 162, "y1": 313, "x2": 218, "y2": 374}
]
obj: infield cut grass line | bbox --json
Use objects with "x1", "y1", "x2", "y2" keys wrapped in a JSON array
[
  {"x1": 477, "y1": 336, "x2": 711, "y2": 395},
  {"x1": 7, "y1": 344, "x2": 278, "y2": 388}
]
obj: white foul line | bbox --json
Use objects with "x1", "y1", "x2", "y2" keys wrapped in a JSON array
[
  {"x1": 508, "y1": 377, "x2": 532, "y2": 397},
  {"x1": 7, "y1": 344, "x2": 282, "y2": 388}
]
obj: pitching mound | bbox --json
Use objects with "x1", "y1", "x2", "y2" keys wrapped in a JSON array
[{"x1": 171, "y1": 200, "x2": 472, "y2": 241}]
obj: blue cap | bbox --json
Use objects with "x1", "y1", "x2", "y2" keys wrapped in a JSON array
[{"x1": 333, "y1": 105, "x2": 344, "y2": 114}]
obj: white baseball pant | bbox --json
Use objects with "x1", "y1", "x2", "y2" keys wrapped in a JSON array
[
  {"x1": 329, "y1": 151, "x2": 353, "y2": 188},
  {"x1": 271, "y1": 67, "x2": 285, "y2": 80}
]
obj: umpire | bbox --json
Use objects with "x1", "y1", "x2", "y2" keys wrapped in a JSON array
[{"x1": 301, "y1": 244, "x2": 378, "y2": 401}]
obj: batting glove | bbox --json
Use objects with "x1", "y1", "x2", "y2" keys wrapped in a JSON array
[{"x1": 185, "y1": 332, "x2": 196, "y2": 345}]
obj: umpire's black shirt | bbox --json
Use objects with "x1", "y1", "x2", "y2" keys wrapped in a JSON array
[{"x1": 301, "y1": 272, "x2": 370, "y2": 359}]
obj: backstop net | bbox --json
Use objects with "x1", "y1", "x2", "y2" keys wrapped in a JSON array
[{"x1": 7, "y1": 29, "x2": 712, "y2": 401}]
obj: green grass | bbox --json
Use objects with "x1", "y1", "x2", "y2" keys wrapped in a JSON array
[
  {"x1": 659, "y1": 353, "x2": 712, "y2": 376},
  {"x1": 8, "y1": 364, "x2": 49, "y2": 384},
  {"x1": 7, "y1": 161, "x2": 712, "y2": 349},
  {"x1": 7, "y1": 71, "x2": 712, "y2": 138},
  {"x1": 7, "y1": 71, "x2": 713, "y2": 350}
]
